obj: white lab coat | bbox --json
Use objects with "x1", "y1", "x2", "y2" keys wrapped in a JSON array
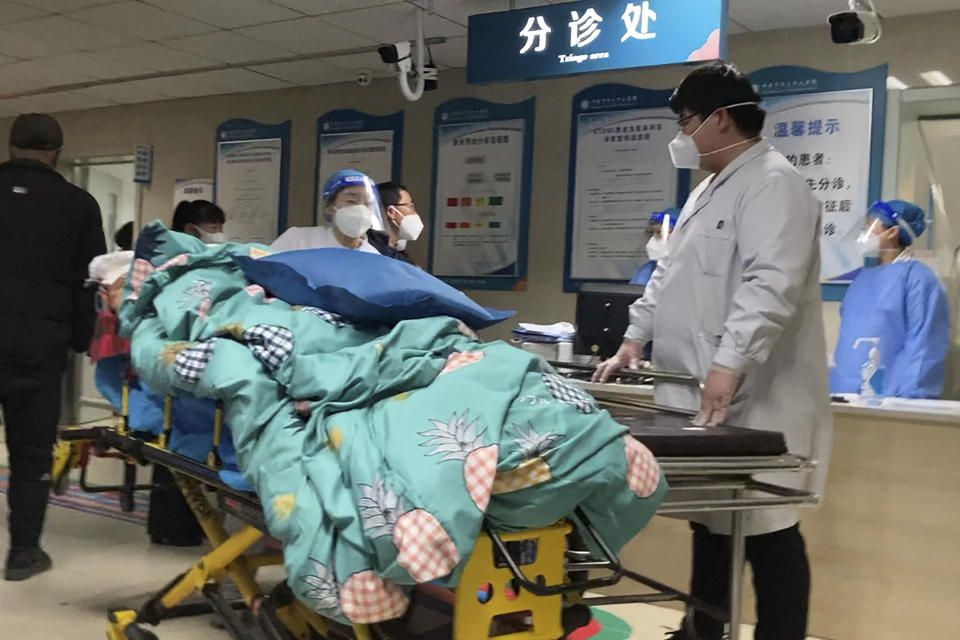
[
  {"x1": 271, "y1": 226, "x2": 380, "y2": 254},
  {"x1": 626, "y1": 142, "x2": 832, "y2": 535}
]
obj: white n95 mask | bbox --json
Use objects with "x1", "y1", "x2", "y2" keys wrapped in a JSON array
[
  {"x1": 199, "y1": 230, "x2": 227, "y2": 244},
  {"x1": 668, "y1": 101, "x2": 761, "y2": 170},
  {"x1": 335, "y1": 205, "x2": 374, "y2": 238},
  {"x1": 855, "y1": 230, "x2": 880, "y2": 258},
  {"x1": 645, "y1": 236, "x2": 669, "y2": 261},
  {"x1": 397, "y1": 213, "x2": 424, "y2": 241},
  {"x1": 668, "y1": 133, "x2": 701, "y2": 170}
]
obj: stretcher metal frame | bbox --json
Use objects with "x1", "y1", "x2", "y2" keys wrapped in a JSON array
[
  {"x1": 554, "y1": 361, "x2": 822, "y2": 640},
  {"x1": 53, "y1": 375, "x2": 819, "y2": 640}
]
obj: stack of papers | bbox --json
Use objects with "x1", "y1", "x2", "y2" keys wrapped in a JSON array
[{"x1": 511, "y1": 322, "x2": 576, "y2": 344}]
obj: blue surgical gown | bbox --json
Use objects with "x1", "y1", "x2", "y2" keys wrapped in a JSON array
[
  {"x1": 830, "y1": 260, "x2": 950, "y2": 398},
  {"x1": 630, "y1": 260, "x2": 657, "y2": 286}
]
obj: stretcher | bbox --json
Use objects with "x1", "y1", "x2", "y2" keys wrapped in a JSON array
[
  {"x1": 52, "y1": 371, "x2": 819, "y2": 640},
  {"x1": 554, "y1": 361, "x2": 824, "y2": 640}
]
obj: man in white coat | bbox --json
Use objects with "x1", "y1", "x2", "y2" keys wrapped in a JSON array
[{"x1": 595, "y1": 62, "x2": 832, "y2": 640}]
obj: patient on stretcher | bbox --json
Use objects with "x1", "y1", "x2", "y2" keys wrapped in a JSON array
[
  {"x1": 98, "y1": 222, "x2": 667, "y2": 625},
  {"x1": 88, "y1": 252, "x2": 250, "y2": 546}
]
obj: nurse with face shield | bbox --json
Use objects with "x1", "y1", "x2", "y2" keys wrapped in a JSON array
[
  {"x1": 272, "y1": 170, "x2": 384, "y2": 253},
  {"x1": 630, "y1": 208, "x2": 678, "y2": 286},
  {"x1": 830, "y1": 200, "x2": 950, "y2": 398}
]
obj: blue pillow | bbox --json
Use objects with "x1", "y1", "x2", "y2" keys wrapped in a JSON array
[{"x1": 233, "y1": 248, "x2": 514, "y2": 329}]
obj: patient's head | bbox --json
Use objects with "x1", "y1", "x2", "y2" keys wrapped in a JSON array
[
  {"x1": 88, "y1": 251, "x2": 134, "y2": 313},
  {"x1": 102, "y1": 276, "x2": 126, "y2": 312}
]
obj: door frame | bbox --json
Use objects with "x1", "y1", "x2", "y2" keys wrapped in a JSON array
[{"x1": 60, "y1": 155, "x2": 143, "y2": 424}]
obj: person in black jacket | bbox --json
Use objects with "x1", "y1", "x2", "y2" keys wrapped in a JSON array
[
  {"x1": 368, "y1": 182, "x2": 422, "y2": 265},
  {"x1": 0, "y1": 113, "x2": 106, "y2": 581}
]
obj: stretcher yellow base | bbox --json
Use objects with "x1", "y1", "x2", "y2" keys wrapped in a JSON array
[{"x1": 53, "y1": 426, "x2": 571, "y2": 640}]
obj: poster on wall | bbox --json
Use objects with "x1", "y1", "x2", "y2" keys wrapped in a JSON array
[
  {"x1": 564, "y1": 83, "x2": 690, "y2": 292},
  {"x1": 429, "y1": 97, "x2": 535, "y2": 291},
  {"x1": 315, "y1": 109, "x2": 403, "y2": 224},
  {"x1": 214, "y1": 118, "x2": 290, "y2": 245},
  {"x1": 174, "y1": 177, "x2": 213, "y2": 204},
  {"x1": 750, "y1": 65, "x2": 887, "y2": 299}
]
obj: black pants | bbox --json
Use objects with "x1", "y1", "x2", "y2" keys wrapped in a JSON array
[
  {"x1": 0, "y1": 371, "x2": 62, "y2": 550},
  {"x1": 689, "y1": 522, "x2": 810, "y2": 640},
  {"x1": 147, "y1": 464, "x2": 203, "y2": 545}
]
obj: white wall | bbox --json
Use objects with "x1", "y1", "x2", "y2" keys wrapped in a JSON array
[{"x1": 4, "y1": 10, "x2": 960, "y2": 347}]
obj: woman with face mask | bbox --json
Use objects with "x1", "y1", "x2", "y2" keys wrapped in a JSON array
[
  {"x1": 271, "y1": 170, "x2": 384, "y2": 254},
  {"x1": 172, "y1": 200, "x2": 227, "y2": 244},
  {"x1": 830, "y1": 199, "x2": 950, "y2": 398},
  {"x1": 630, "y1": 208, "x2": 678, "y2": 286}
]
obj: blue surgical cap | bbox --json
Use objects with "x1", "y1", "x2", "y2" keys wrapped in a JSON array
[
  {"x1": 321, "y1": 169, "x2": 371, "y2": 202},
  {"x1": 867, "y1": 200, "x2": 926, "y2": 247},
  {"x1": 650, "y1": 207, "x2": 679, "y2": 228}
]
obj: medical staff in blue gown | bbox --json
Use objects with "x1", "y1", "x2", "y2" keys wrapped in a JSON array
[
  {"x1": 630, "y1": 208, "x2": 678, "y2": 286},
  {"x1": 830, "y1": 200, "x2": 950, "y2": 398}
]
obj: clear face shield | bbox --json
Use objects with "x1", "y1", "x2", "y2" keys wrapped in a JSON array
[
  {"x1": 645, "y1": 212, "x2": 675, "y2": 261},
  {"x1": 325, "y1": 174, "x2": 385, "y2": 239},
  {"x1": 856, "y1": 206, "x2": 919, "y2": 261}
]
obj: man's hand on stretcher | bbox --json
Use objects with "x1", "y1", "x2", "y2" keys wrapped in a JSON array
[
  {"x1": 593, "y1": 341, "x2": 742, "y2": 428},
  {"x1": 692, "y1": 366, "x2": 741, "y2": 427},
  {"x1": 591, "y1": 339, "x2": 642, "y2": 383}
]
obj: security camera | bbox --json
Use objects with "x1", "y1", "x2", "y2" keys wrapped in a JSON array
[
  {"x1": 829, "y1": 0, "x2": 882, "y2": 45},
  {"x1": 380, "y1": 10, "x2": 429, "y2": 102},
  {"x1": 356, "y1": 70, "x2": 373, "y2": 87},
  {"x1": 378, "y1": 41, "x2": 412, "y2": 73}
]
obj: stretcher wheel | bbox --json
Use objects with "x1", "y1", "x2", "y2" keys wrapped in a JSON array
[{"x1": 124, "y1": 624, "x2": 159, "y2": 640}]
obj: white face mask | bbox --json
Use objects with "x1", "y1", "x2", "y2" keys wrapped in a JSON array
[
  {"x1": 668, "y1": 132, "x2": 702, "y2": 170},
  {"x1": 199, "y1": 230, "x2": 227, "y2": 244},
  {"x1": 645, "y1": 235, "x2": 669, "y2": 261},
  {"x1": 668, "y1": 102, "x2": 761, "y2": 170},
  {"x1": 396, "y1": 213, "x2": 424, "y2": 241},
  {"x1": 334, "y1": 205, "x2": 375, "y2": 238},
  {"x1": 855, "y1": 230, "x2": 880, "y2": 258}
]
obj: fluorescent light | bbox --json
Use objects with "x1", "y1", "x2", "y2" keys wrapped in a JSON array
[
  {"x1": 920, "y1": 70, "x2": 953, "y2": 86},
  {"x1": 886, "y1": 76, "x2": 907, "y2": 90}
]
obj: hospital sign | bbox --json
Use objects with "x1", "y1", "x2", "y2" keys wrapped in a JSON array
[{"x1": 467, "y1": 0, "x2": 727, "y2": 84}]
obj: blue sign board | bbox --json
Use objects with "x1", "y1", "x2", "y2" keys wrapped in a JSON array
[
  {"x1": 563, "y1": 84, "x2": 690, "y2": 292},
  {"x1": 314, "y1": 109, "x2": 404, "y2": 225},
  {"x1": 214, "y1": 118, "x2": 291, "y2": 242},
  {"x1": 748, "y1": 65, "x2": 887, "y2": 301},
  {"x1": 428, "y1": 97, "x2": 535, "y2": 291},
  {"x1": 467, "y1": 0, "x2": 727, "y2": 84}
]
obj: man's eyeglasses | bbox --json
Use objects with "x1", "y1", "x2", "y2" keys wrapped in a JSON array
[{"x1": 676, "y1": 114, "x2": 697, "y2": 129}]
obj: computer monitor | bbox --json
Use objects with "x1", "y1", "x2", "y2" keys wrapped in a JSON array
[{"x1": 574, "y1": 283, "x2": 645, "y2": 360}]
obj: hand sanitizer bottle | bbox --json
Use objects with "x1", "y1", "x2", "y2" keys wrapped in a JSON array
[{"x1": 853, "y1": 337, "x2": 884, "y2": 401}]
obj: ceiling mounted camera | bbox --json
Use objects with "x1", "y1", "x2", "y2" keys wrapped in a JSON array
[
  {"x1": 376, "y1": 10, "x2": 435, "y2": 101},
  {"x1": 829, "y1": 0, "x2": 882, "y2": 45}
]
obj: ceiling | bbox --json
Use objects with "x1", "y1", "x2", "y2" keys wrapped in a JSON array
[{"x1": 0, "y1": 0, "x2": 959, "y2": 116}]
